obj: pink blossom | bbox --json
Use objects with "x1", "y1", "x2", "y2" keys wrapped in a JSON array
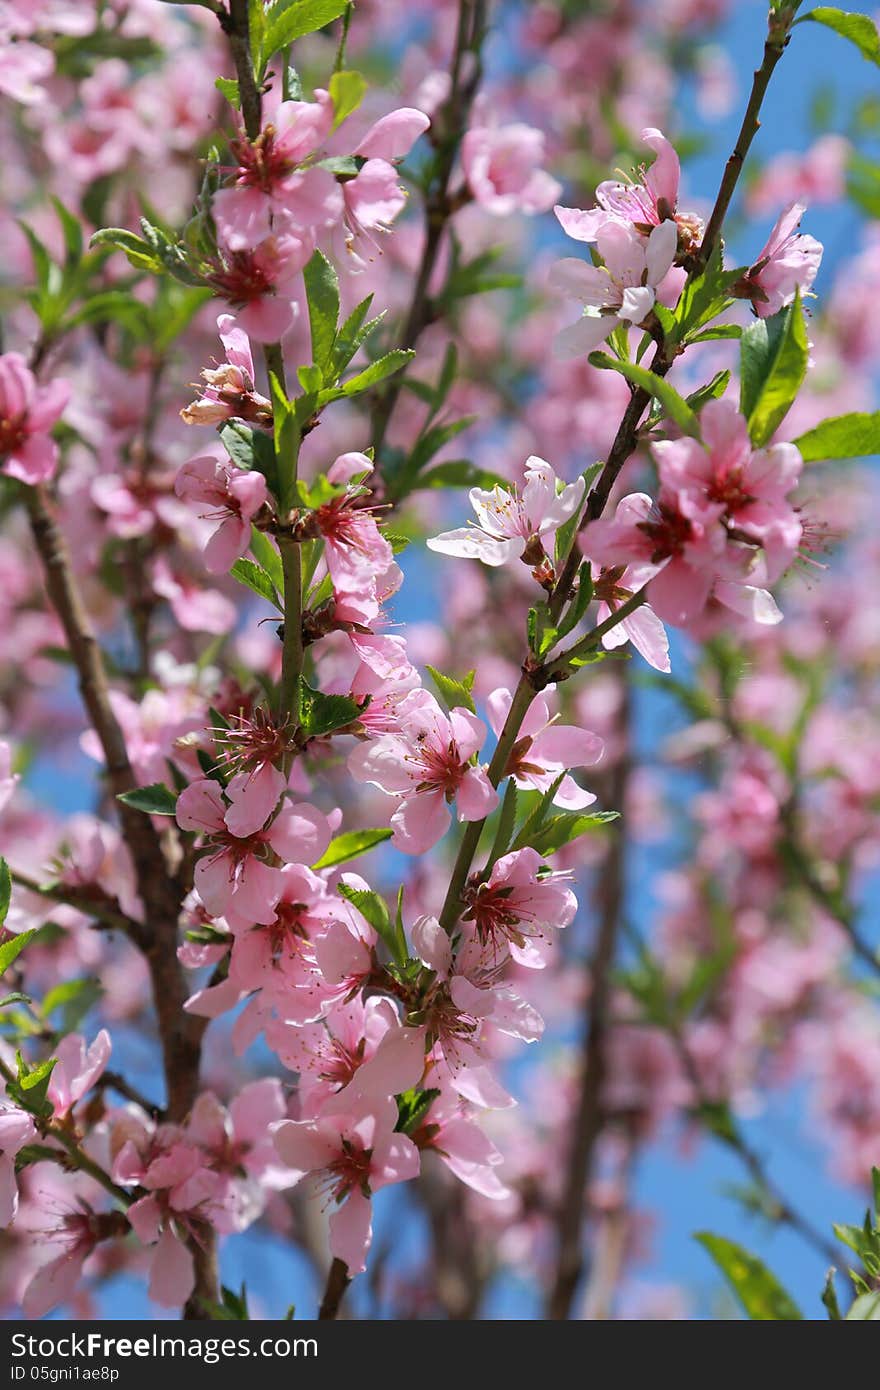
[
  {"x1": 549, "y1": 218, "x2": 678, "y2": 357},
  {"x1": 555, "y1": 127, "x2": 702, "y2": 253},
  {"x1": 592, "y1": 566, "x2": 671, "y2": 672},
  {"x1": 212, "y1": 92, "x2": 340, "y2": 251},
  {"x1": 354, "y1": 109, "x2": 430, "y2": 161},
  {"x1": 273, "y1": 1097, "x2": 420, "y2": 1273},
  {"x1": 462, "y1": 846, "x2": 577, "y2": 968},
  {"x1": 486, "y1": 687, "x2": 603, "y2": 809},
  {"x1": 175, "y1": 777, "x2": 332, "y2": 929},
  {"x1": 208, "y1": 234, "x2": 309, "y2": 342},
  {"x1": 0, "y1": 39, "x2": 54, "y2": 105},
  {"x1": 428, "y1": 457, "x2": 585, "y2": 568},
  {"x1": 151, "y1": 558, "x2": 237, "y2": 635},
  {"x1": 583, "y1": 490, "x2": 785, "y2": 630},
  {"x1": 418, "y1": 1089, "x2": 511, "y2": 1199},
  {"x1": 653, "y1": 398, "x2": 803, "y2": 582},
  {"x1": 272, "y1": 996, "x2": 424, "y2": 1114},
  {"x1": 462, "y1": 123, "x2": 561, "y2": 216},
  {"x1": 175, "y1": 454, "x2": 268, "y2": 573},
  {"x1": 348, "y1": 690, "x2": 498, "y2": 853},
  {"x1": 0, "y1": 1103, "x2": 36, "y2": 1226},
  {"x1": 413, "y1": 914, "x2": 545, "y2": 1060},
  {"x1": 47, "y1": 1030, "x2": 111, "y2": 1117},
  {"x1": 180, "y1": 315, "x2": 272, "y2": 428},
  {"x1": 739, "y1": 202, "x2": 823, "y2": 319},
  {"x1": 0, "y1": 354, "x2": 69, "y2": 485}
]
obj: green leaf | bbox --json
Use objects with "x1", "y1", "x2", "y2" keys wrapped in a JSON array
[
  {"x1": 798, "y1": 9, "x2": 880, "y2": 66},
  {"x1": 332, "y1": 295, "x2": 380, "y2": 373},
  {"x1": 395, "y1": 1087, "x2": 440, "y2": 1136},
  {"x1": 822, "y1": 1272, "x2": 842, "y2": 1320},
  {"x1": 299, "y1": 681, "x2": 362, "y2": 738},
  {"x1": 791, "y1": 410, "x2": 880, "y2": 463},
  {"x1": 425, "y1": 664, "x2": 476, "y2": 715},
  {"x1": 696, "y1": 1233, "x2": 803, "y2": 1320},
  {"x1": 220, "y1": 420, "x2": 281, "y2": 498},
  {"x1": 263, "y1": 0, "x2": 349, "y2": 64},
  {"x1": 328, "y1": 69, "x2": 367, "y2": 130},
  {"x1": 340, "y1": 349, "x2": 415, "y2": 398},
  {"x1": 51, "y1": 198, "x2": 83, "y2": 268},
  {"x1": 231, "y1": 557, "x2": 282, "y2": 608},
  {"x1": 483, "y1": 781, "x2": 518, "y2": 874},
  {"x1": 416, "y1": 461, "x2": 508, "y2": 491},
  {"x1": 13, "y1": 1052, "x2": 57, "y2": 1115},
  {"x1": 0, "y1": 930, "x2": 35, "y2": 977},
  {"x1": 0, "y1": 858, "x2": 10, "y2": 927},
  {"x1": 117, "y1": 783, "x2": 178, "y2": 816},
  {"x1": 248, "y1": 528, "x2": 285, "y2": 590},
  {"x1": 672, "y1": 246, "x2": 745, "y2": 342},
  {"x1": 847, "y1": 1293, "x2": 880, "y2": 1319},
  {"x1": 89, "y1": 227, "x2": 162, "y2": 275},
  {"x1": 303, "y1": 249, "x2": 339, "y2": 376},
  {"x1": 215, "y1": 75, "x2": 240, "y2": 109},
  {"x1": 588, "y1": 353, "x2": 700, "y2": 437},
  {"x1": 269, "y1": 373, "x2": 300, "y2": 515},
  {"x1": 739, "y1": 292, "x2": 809, "y2": 446},
  {"x1": 686, "y1": 369, "x2": 731, "y2": 414},
  {"x1": 313, "y1": 828, "x2": 393, "y2": 869},
  {"x1": 525, "y1": 810, "x2": 619, "y2": 857},
  {"x1": 338, "y1": 883, "x2": 404, "y2": 964}
]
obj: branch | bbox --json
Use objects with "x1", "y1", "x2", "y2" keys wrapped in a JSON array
[
  {"x1": 220, "y1": 0, "x2": 263, "y2": 142},
  {"x1": 318, "y1": 1257, "x2": 351, "y2": 1320},
  {"x1": 546, "y1": 669, "x2": 630, "y2": 1319},
  {"x1": 368, "y1": 0, "x2": 488, "y2": 460}
]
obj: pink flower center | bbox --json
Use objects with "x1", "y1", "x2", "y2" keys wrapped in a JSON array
[
  {"x1": 232, "y1": 127, "x2": 296, "y2": 194},
  {"x1": 410, "y1": 736, "x2": 467, "y2": 800},
  {"x1": 318, "y1": 1139, "x2": 373, "y2": 1204},
  {"x1": 637, "y1": 501, "x2": 694, "y2": 563},
  {"x1": 210, "y1": 251, "x2": 275, "y2": 307},
  {"x1": 0, "y1": 414, "x2": 27, "y2": 455}
]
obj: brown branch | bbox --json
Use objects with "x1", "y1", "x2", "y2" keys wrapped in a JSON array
[
  {"x1": 368, "y1": 0, "x2": 488, "y2": 461},
  {"x1": 21, "y1": 484, "x2": 217, "y2": 1314},
  {"x1": 318, "y1": 1257, "x2": 351, "y2": 1320},
  {"x1": 546, "y1": 671, "x2": 630, "y2": 1319},
  {"x1": 220, "y1": 0, "x2": 264, "y2": 142}
]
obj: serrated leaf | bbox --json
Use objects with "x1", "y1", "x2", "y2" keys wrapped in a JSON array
[
  {"x1": 230, "y1": 558, "x2": 281, "y2": 608},
  {"x1": 589, "y1": 353, "x2": 700, "y2": 437},
  {"x1": 791, "y1": 410, "x2": 880, "y2": 463},
  {"x1": 798, "y1": 9, "x2": 880, "y2": 67},
  {"x1": 299, "y1": 681, "x2": 362, "y2": 738},
  {"x1": 248, "y1": 528, "x2": 285, "y2": 590},
  {"x1": 739, "y1": 292, "x2": 808, "y2": 447},
  {"x1": 117, "y1": 783, "x2": 178, "y2": 816},
  {"x1": 338, "y1": 883, "x2": 405, "y2": 964},
  {"x1": 303, "y1": 249, "x2": 339, "y2": 375},
  {"x1": 526, "y1": 810, "x2": 619, "y2": 857},
  {"x1": 341, "y1": 349, "x2": 415, "y2": 397},
  {"x1": 425, "y1": 664, "x2": 476, "y2": 715},
  {"x1": 89, "y1": 227, "x2": 163, "y2": 275},
  {"x1": 0, "y1": 929, "x2": 35, "y2": 977},
  {"x1": 215, "y1": 75, "x2": 240, "y2": 108},
  {"x1": 262, "y1": 0, "x2": 349, "y2": 65},
  {"x1": 328, "y1": 70, "x2": 367, "y2": 130},
  {"x1": 696, "y1": 1233, "x2": 802, "y2": 1320},
  {"x1": 313, "y1": 828, "x2": 393, "y2": 869}
]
